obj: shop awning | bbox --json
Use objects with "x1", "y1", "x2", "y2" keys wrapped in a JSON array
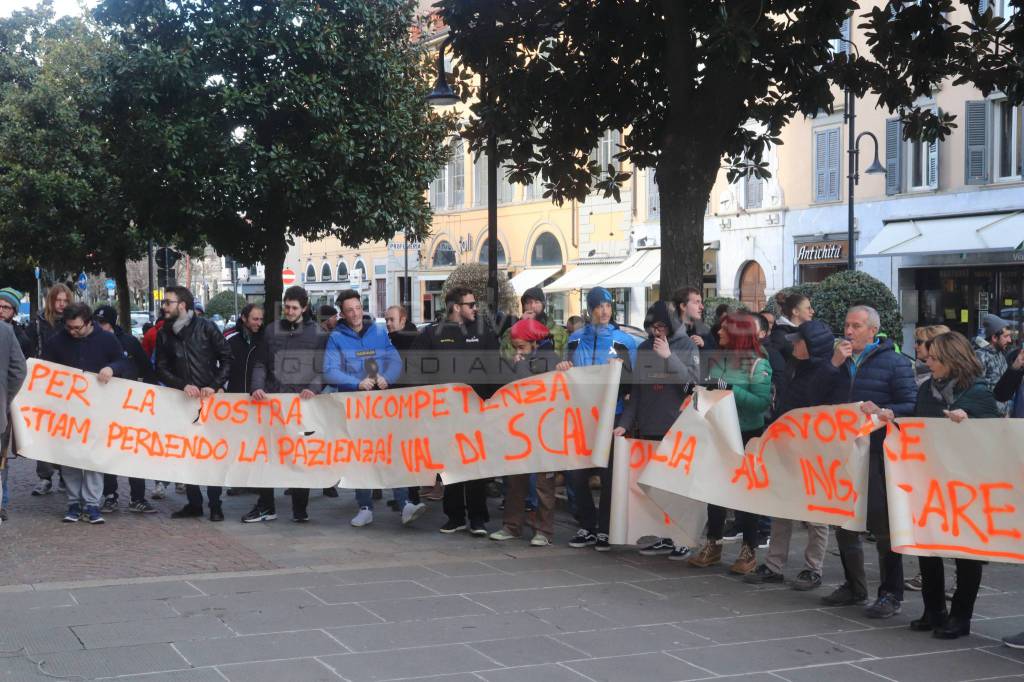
[
  {"x1": 507, "y1": 266, "x2": 562, "y2": 295},
  {"x1": 599, "y1": 248, "x2": 662, "y2": 289},
  {"x1": 861, "y1": 212, "x2": 1024, "y2": 257},
  {"x1": 545, "y1": 262, "x2": 624, "y2": 292}
]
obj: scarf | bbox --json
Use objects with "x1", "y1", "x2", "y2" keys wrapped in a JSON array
[
  {"x1": 929, "y1": 376, "x2": 959, "y2": 409},
  {"x1": 172, "y1": 310, "x2": 194, "y2": 336}
]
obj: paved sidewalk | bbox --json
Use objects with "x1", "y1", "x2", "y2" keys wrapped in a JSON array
[{"x1": 1, "y1": 457, "x2": 1023, "y2": 681}]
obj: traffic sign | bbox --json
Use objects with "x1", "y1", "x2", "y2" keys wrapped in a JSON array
[
  {"x1": 105, "y1": 279, "x2": 116, "y2": 292},
  {"x1": 76, "y1": 272, "x2": 88, "y2": 293},
  {"x1": 282, "y1": 268, "x2": 296, "y2": 285}
]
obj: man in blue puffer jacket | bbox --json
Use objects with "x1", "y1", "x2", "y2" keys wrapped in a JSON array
[
  {"x1": 557, "y1": 287, "x2": 637, "y2": 551},
  {"x1": 324, "y1": 290, "x2": 426, "y2": 527},
  {"x1": 814, "y1": 305, "x2": 917, "y2": 619}
]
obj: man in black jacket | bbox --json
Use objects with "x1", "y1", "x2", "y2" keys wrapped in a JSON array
[
  {"x1": 384, "y1": 305, "x2": 418, "y2": 352},
  {"x1": 411, "y1": 287, "x2": 498, "y2": 536},
  {"x1": 93, "y1": 306, "x2": 158, "y2": 514},
  {"x1": 243, "y1": 286, "x2": 328, "y2": 523},
  {"x1": 155, "y1": 286, "x2": 232, "y2": 521},
  {"x1": 225, "y1": 304, "x2": 264, "y2": 394}
]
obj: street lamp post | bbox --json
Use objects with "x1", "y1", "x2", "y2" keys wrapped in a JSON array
[
  {"x1": 428, "y1": 36, "x2": 499, "y2": 319},
  {"x1": 844, "y1": 90, "x2": 886, "y2": 270}
]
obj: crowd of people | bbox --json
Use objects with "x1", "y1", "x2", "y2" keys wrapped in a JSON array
[{"x1": 0, "y1": 279, "x2": 1023, "y2": 650}]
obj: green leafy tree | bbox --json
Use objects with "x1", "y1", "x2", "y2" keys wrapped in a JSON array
[
  {"x1": 205, "y1": 290, "x2": 247, "y2": 320},
  {"x1": 442, "y1": 264, "x2": 518, "y2": 320},
  {"x1": 439, "y1": 0, "x2": 1022, "y2": 294},
  {"x1": 813, "y1": 270, "x2": 902, "y2": 341},
  {"x1": 95, "y1": 0, "x2": 454, "y2": 319}
]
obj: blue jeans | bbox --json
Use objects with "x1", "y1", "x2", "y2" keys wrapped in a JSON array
[
  {"x1": 355, "y1": 488, "x2": 408, "y2": 510},
  {"x1": 1, "y1": 467, "x2": 8, "y2": 507}
]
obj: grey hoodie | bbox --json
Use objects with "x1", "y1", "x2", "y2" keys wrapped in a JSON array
[{"x1": 616, "y1": 316, "x2": 700, "y2": 437}]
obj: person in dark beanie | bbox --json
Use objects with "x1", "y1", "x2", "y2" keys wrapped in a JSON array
[
  {"x1": 0, "y1": 299, "x2": 27, "y2": 525},
  {"x1": 614, "y1": 300, "x2": 699, "y2": 560},
  {"x1": 745, "y1": 318, "x2": 835, "y2": 591},
  {"x1": 0, "y1": 288, "x2": 31, "y2": 358},
  {"x1": 93, "y1": 305, "x2": 158, "y2": 514},
  {"x1": 557, "y1": 286, "x2": 637, "y2": 551},
  {"x1": 42, "y1": 303, "x2": 131, "y2": 524},
  {"x1": 499, "y1": 286, "x2": 567, "y2": 359},
  {"x1": 974, "y1": 313, "x2": 1013, "y2": 415}
]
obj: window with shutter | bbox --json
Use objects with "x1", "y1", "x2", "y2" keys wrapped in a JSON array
[
  {"x1": 927, "y1": 135, "x2": 939, "y2": 189},
  {"x1": 647, "y1": 170, "x2": 660, "y2": 219},
  {"x1": 473, "y1": 151, "x2": 488, "y2": 207},
  {"x1": 825, "y1": 128, "x2": 841, "y2": 201},
  {"x1": 744, "y1": 171, "x2": 763, "y2": 209},
  {"x1": 448, "y1": 140, "x2": 464, "y2": 209},
  {"x1": 964, "y1": 100, "x2": 990, "y2": 185},
  {"x1": 993, "y1": 99, "x2": 1023, "y2": 181},
  {"x1": 885, "y1": 118, "x2": 903, "y2": 195},
  {"x1": 498, "y1": 164, "x2": 516, "y2": 204},
  {"x1": 813, "y1": 130, "x2": 828, "y2": 202}
]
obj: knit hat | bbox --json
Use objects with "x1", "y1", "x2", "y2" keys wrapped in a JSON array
[
  {"x1": 93, "y1": 305, "x2": 118, "y2": 327},
  {"x1": 521, "y1": 286, "x2": 546, "y2": 307},
  {"x1": 586, "y1": 286, "x2": 613, "y2": 311},
  {"x1": 980, "y1": 313, "x2": 1013, "y2": 340},
  {"x1": 643, "y1": 300, "x2": 673, "y2": 333},
  {"x1": 0, "y1": 287, "x2": 22, "y2": 310},
  {"x1": 787, "y1": 319, "x2": 834, "y2": 360},
  {"x1": 509, "y1": 318, "x2": 551, "y2": 343}
]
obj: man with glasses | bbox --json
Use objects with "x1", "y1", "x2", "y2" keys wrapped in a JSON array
[
  {"x1": 42, "y1": 303, "x2": 129, "y2": 524},
  {"x1": 412, "y1": 286, "x2": 498, "y2": 536},
  {"x1": 243, "y1": 286, "x2": 328, "y2": 523},
  {"x1": 0, "y1": 287, "x2": 27, "y2": 526},
  {"x1": 155, "y1": 286, "x2": 232, "y2": 521}
]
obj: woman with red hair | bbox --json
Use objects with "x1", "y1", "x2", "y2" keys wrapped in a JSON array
[{"x1": 689, "y1": 312, "x2": 773, "y2": 574}]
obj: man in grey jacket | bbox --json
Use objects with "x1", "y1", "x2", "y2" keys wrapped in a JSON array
[
  {"x1": 0, "y1": 321, "x2": 28, "y2": 524},
  {"x1": 245, "y1": 286, "x2": 328, "y2": 523}
]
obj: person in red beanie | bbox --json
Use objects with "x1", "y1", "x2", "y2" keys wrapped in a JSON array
[{"x1": 489, "y1": 318, "x2": 560, "y2": 546}]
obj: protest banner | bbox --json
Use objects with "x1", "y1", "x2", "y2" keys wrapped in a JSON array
[
  {"x1": 637, "y1": 391, "x2": 877, "y2": 535},
  {"x1": 12, "y1": 359, "x2": 621, "y2": 489},
  {"x1": 884, "y1": 418, "x2": 1024, "y2": 565},
  {"x1": 608, "y1": 436, "x2": 705, "y2": 547}
]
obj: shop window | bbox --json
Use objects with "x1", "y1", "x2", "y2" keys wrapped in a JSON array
[
  {"x1": 478, "y1": 239, "x2": 507, "y2": 265},
  {"x1": 432, "y1": 240, "x2": 456, "y2": 267},
  {"x1": 531, "y1": 232, "x2": 563, "y2": 266},
  {"x1": 813, "y1": 128, "x2": 841, "y2": 202},
  {"x1": 337, "y1": 261, "x2": 348, "y2": 282},
  {"x1": 320, "y1": 262, "x2": 332, "y2": 282},
  {"x1": 449, "y1": 140, "x2": 465, "y2": 209}
]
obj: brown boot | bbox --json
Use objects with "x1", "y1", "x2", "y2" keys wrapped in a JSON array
[
  {"x1": 730, "y1": 544, "x2": 757, "y2": 575},
  {"x1": 688, "y1": 540, "x2": 722, "y2": 568}
]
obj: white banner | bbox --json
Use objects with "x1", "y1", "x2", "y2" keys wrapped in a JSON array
[
  {"x1": 13, "y1": 359, "x2": 621, "y2": 488},
  {"x1": 885, "y1": 417, "x2": 1024, "y2": 564}
]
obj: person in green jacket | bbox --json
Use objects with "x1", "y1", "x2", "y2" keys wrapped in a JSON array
[
  {"x1": 499, "y1": 287, "x2": 567, "y2": 360},
  {"x1": 689, "y1": 312, "x2": 773, "y2": 575},
  {"x1": 905, "y1": 331, "x2": 1001, "y2": 640}
]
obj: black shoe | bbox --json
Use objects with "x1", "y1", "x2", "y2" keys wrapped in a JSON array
[
  {"x1": 241, "y1": 507, "x2": 278, "y2": 523},
  {"x1": 594, "y1": 533, "x2": 611, "y2": 552},
  {"x1": 910, "y1": 609, "x2": 948, "y2": 632},
  {"x1": 469, "y1": 522, "x2": 489, "y2": 537},
  {"x1": 865, "y1": 593, "x2": 902, "y2": 619},
  {"x1": 821, "y1": 583, "x2": 868, "y2": 606},
  {"x1": 934, "y1": 616, "x2": 970, "y2": 639},
  {"x1": 292, "y1": 512, "x2": 310, "y2": 523},
  {"x1": 170, "y1": 505, "x2": 203, "y2": 519},
  {"x1": 568, "y1": 529, "x2": 597, "y2": 548},
  {"x1": 322, "y1": 487, "x2": 338, "y2": 498},
  {"x1": 440, "y1": 520, "x2": 467, "y2": 534},
  {"x1": 744, "y1": 564, "x2": 784, "y2": 585},
  {"x1": 209, "y1": 508, "x2": 225, "y2": 522},
  {"x1": 792, "y1": 569, "x2": 823, "y2": 591},
  {"x1": 372, "y1": 489, "x2": 383, "y2": 500}
]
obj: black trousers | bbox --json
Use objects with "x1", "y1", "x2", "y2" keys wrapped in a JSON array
[
  {"x1": 707, "y1": 506, "x2": 759, "y2": 547},
  {"x1": 102, "y1": 474, "x2": 147, "y2": 503},
  {"x1": 256, "y1": 488, "x2": 309, "y2": 517},
  {"x1": 185, "y1": 484, "x2": 222, "y2": 511},
  {"x1": 919, "y1": 556, "x2": 983, "y2": 620},
  {"x1": 442, "y1": 479, "x2": 489, "y2": 525},
  {"x1": 571, "y1": 455, "x2": 613, "y2": 535}
]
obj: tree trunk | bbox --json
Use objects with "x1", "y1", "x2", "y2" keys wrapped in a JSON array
[
  {"x1": 657, "y1": 147, "x2": 720, "y2": 297},
  {"x1": 109, "y1": 244, "x2": 132, "y2": 330},
  {"x1": 262, "y1": 229, "x2": 288, "y2": 322}
]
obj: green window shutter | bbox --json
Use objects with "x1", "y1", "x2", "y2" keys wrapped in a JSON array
[
  {"x1": 964, "y1": 100, "x2": 990, "y2": 185},
  {"x1": 885, "y1": 118, "x2": 904, "y2": 195}
]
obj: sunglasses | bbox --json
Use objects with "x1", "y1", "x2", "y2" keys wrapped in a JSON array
[{"x1": 460, "y1": 301, "x2": 478, "y2": 309}]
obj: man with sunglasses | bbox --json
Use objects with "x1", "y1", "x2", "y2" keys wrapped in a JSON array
[
  {"x1": 155, "y1": 286, "x2": 232, "y2": 521},
  {"x1": 411, "y1": 286, "x2": 498, "y2": 536},
  {"x1": 42, "y1": 303, "x2": 130, "y2": 524}
]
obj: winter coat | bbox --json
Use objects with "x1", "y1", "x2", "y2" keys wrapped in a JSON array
[
  {"x1": 324, "y1": 316, "x2": 401, "y2": 391},
  {"x1": 113, "y1": 325, "x2": 158, "y2": 384},
  {"x1": 24, "y1": 313, "x2": 59, "y2": 358},
  {"x1": 776, "y1": 319, "x2": 835, "y2": 415},
  {"x1": 500, "y1": 313, "x2": 568, "y2": 360},
  {"x1": 0, "y1": 323, "x2": 27, "y2": 436},
  {"x1": 768, "y1": 317, "x2": 799, "y2": 363},
  {"x1": 225, "y1": 326, "x2": 262, "y2": 393},
  {"x1": 7, "y1": 322, "x2": 31, "y2": 359},
  {"x1": 915, "y1": 378, "x2": 1002, "y2": 420},
  {"x1": 566, "y1": 322, "x2": 638, "y2": 415},
  {"x1": 155, "y1": 314, "x2": 232, "y2": 391},
  {"x1": 617, "y1": 323, "x2": 700, "y2": 437},
  {"x1": 707, "y1": 351, "x2": 773, "y2": 433},
  {"x1": 250, "y1": 317, "x2": 328, "y2": 394},
  {"x1": 974, "y1": 342, "x2": 1009, "y2": 415},
  {"x1": 388, "y1": 320, "x2": 419, "y2": 353},
  {"x1": 42, "y1": 327, "x2": 131, "y2": 377},
  {"x1": 994, "y1": 348, "x2": 1023, "y2": 404},
  {"x1": 410, "y1": 318, "x2": 499, "y2": 398}
]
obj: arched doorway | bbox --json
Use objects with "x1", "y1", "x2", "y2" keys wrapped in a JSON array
[{"x1": 739, "y1": 261, "x2": 766, "y2": 311}]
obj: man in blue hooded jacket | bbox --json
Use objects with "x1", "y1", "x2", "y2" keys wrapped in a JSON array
[
  {"x1": 557, "y1": 286, "x2": 636, "y2": 551},
  {"x1": 324, "y1": 290, "x2": 426, "y2": 527}
]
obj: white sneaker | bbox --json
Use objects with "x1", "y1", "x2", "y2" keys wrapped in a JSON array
[
  {"x1": 530, "y1": 534, "x2": 551, "y2": 547},
  {"x1": 401, "y1": 502, "x2": 426, "y2": 526},
  {"x1": 351, "y1": 507, "x2": 373, "y2": 527},
  {"x1": 151, "y1": 482, "x2": 166, "y2": 499},
  {"x1": 31, "y1": 480, "x2": 53, "y2": 496}
]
